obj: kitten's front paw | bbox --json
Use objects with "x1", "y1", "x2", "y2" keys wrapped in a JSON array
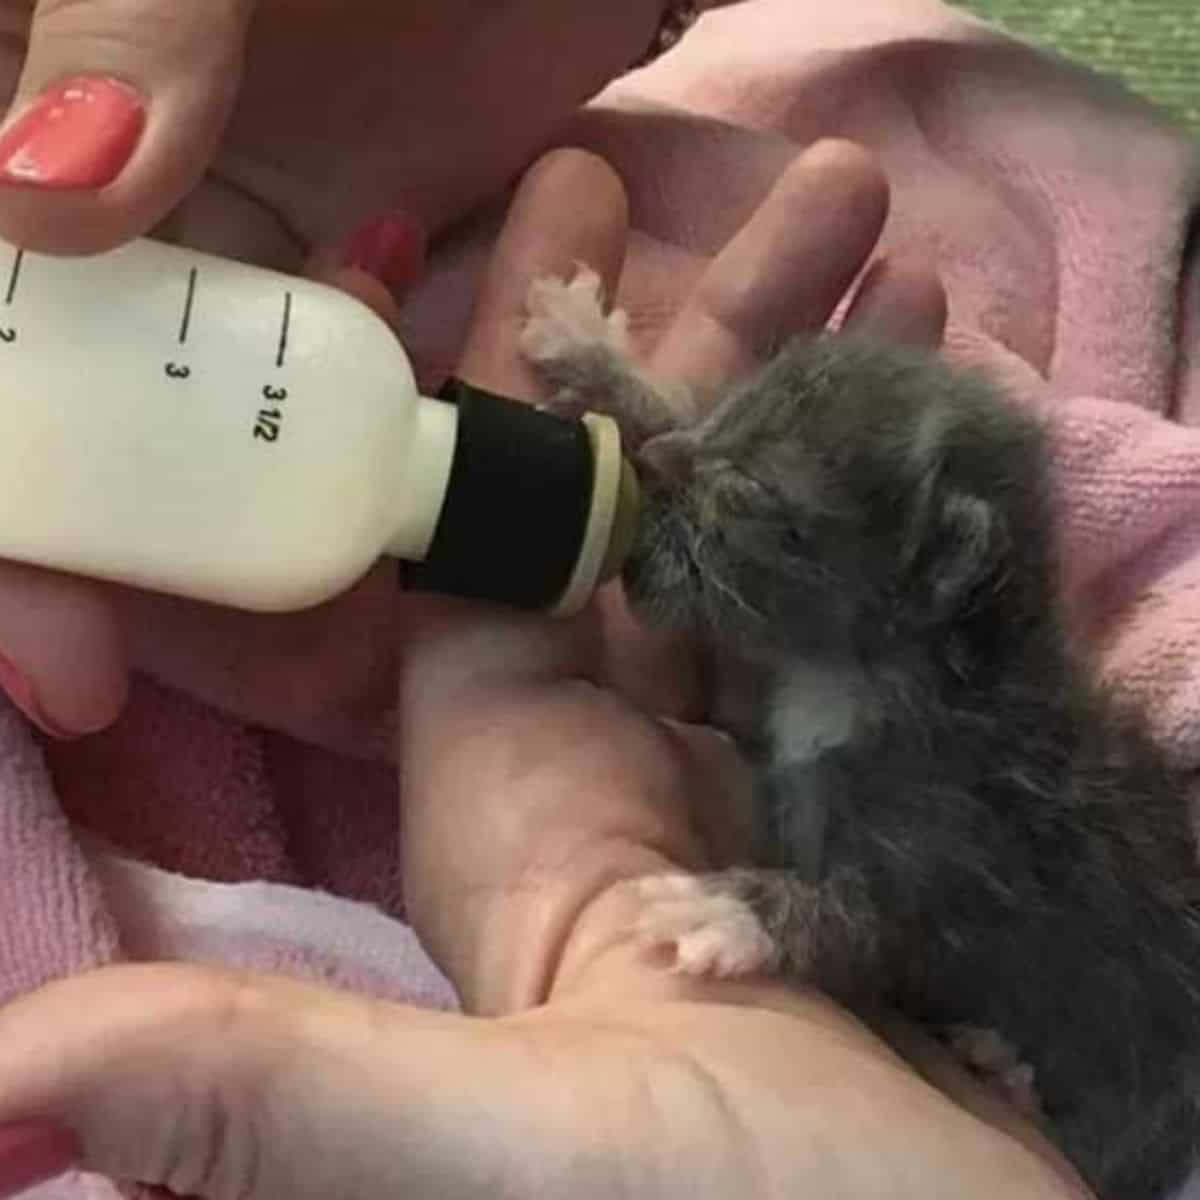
[
  {"x1": 946, "y1": 1025, "x2": 1044, "y2": 1119},
  {"x1": 520, "y1": 266, "x2": 630, "y2": 373},
  {"x1": 634, "y1": 873, "x2": 778, "y2": 979}
]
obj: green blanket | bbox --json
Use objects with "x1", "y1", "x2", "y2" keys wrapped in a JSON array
[{"x1": 960, "y1": 0, "x2": 1199, "y2": 129}]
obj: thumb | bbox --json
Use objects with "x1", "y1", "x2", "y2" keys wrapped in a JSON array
[
  {"x1": 0, "y1": 0, "x2": 257, "y2": 253},
  {"x1": 0, "y1": 965, "x2": 548, "y2": 1200},
  {"x1": 0, "y1": 560, "x2": 126, "y2": 738}
]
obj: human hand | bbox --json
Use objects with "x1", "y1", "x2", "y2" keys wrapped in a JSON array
[
  {"x1": 0, "y1": 120, "x2": 890, "y2": 763},
  {"x1": 0, "y1": 0, "x2": 672, "y2": 256},
  {"x1": 0, "y1": 143, "x2": 1090, "y2": 1200},
  {"x1": 0, "y1": 0, "x2": 672, "y2": 739},
  {"x1": 0, "y1": 0, "x2": 749, "y2": 747}
]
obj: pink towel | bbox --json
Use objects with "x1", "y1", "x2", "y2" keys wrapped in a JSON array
[{"x1": 5, "y1": 1, "x2": 1200, "y2": 1194}]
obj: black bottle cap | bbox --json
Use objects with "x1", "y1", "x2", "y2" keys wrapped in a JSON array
[{"x1": 402, "y1": 378, "x2": 595, "y2": 610}]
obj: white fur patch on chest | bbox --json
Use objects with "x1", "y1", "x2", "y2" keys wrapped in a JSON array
[{"x1": 768, "y1": 662, "x2": 864, "y2": 764}]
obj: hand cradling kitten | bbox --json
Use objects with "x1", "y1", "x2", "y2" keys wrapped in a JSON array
[{"x1": 521, "y1": 267, "x2": 1200, "y2": 1200}]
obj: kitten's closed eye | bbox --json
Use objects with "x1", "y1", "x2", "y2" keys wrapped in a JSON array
[
  {"x1": 696, "y1": 462, "x2": 780, "y2": 526},
  {"x1": 639, "y1": 432, "x2": 695, "y2": 486}
]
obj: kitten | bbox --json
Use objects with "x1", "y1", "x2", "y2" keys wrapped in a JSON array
[{"x1": 520, "y1": 267, "x2": 1200, "y2": 1200}]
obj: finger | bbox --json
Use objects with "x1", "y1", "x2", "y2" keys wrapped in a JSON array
[
  {"x1": 880, "y1": 1020, "x2": 1095, "y2": 1199},
  {"x1": 398, "y1": 665, "x2": 739, "y2": 1014},
  {"x1": 650, "y1": 139, "x2": 888, "y2": 390},
  {"x1": 0, "y1": 0, "x2": 257, "y2": 253},
  {"x1": 842, "y1": 257, "x2": 948, "y2": 348},
  {"x1": 537, "y1": 727, "x2": 758, "y2": 1008},
  {"x1": 0, "y1": 561, "x2": 125, "y2": 737},
  {"x1": 308, "y1": 212, "x2": 428, "y2": 320},
  {"x1": 456, "y1": 147, "x2": 629, "y2": 399},
  {"x1": 109, "y1": 224, "x2": 569, "y2": 763},
  {"x1": 0, "y1": 1121, "x2": 78, "y2": 1197},
  {"x1": 0, "y1": 968, "x2": 1086, "y2": 1200},
  {"x1": 0, "y1": 965, "x2": 536, "y2": 1200},
  {"x1": 303, "y1": 258, "x2": 408, "y2": 332},
  {"x1": 0, "y1": 245, "x2": 399, "y2": 746},
  {"x1": 448, "y1": 148, "x2": 699, "y2": 711},
  {"x1": 100, "y1": 254, "x2": 409, "y2": 757}
]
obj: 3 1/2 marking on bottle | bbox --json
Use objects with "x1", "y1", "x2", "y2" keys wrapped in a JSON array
[
  {"x1": 258, "y1": 293, "x2": 294, "y2": 440},
  {"x1": 253, "y1": 383, "x2": 289, "y2": 443}
]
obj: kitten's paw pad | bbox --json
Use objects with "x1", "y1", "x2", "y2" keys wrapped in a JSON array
[
  {"x1": 520, "y1": 267, "x2": 630, "y2": 367},
  {"x1": 946, "y1": 1025, "x2": 1043, "y2": 1118},
  {"x1": 634, "y1": 873, "x2": 777, "y2": 979}
]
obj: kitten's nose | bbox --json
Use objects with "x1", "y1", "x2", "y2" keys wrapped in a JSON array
[{"x1": 639, "y1": 432, "x2": 695, "y2": 487}]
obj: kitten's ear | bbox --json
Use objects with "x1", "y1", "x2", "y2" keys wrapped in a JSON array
[{"x1": 918, "y1": 490, "x2": 1011, "y2": 622}]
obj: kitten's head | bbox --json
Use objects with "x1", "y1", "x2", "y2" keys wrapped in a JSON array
[
  {"x1": 621, "y1": 421, "x2": 857, "y2": 658},
  {"x1": 621, "y1": 335, "x2": 1057, "y2": 665}
]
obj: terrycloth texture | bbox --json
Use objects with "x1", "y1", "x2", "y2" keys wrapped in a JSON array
[{"x1": 2, "y1": 0, "x2": 1200, "y2": 1195}]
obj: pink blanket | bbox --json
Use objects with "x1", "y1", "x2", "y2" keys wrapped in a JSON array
[{"x1": 5, "y1": 1, "x2": 1200, "y2": 1195}]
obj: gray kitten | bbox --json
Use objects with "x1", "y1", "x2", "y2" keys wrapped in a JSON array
[{"x1": 520, "y1": 268, "x2": 1200, "y2": 1200}]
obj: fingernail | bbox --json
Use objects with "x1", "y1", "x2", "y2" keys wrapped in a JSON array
[
  {"x1": 341, "y1": 213, "x2": 427, "y2": 290},
  {"x1": 0, "y1": 1121, "x2": 80, "y2": 1198},
  {"x1": 0, "y1": 652, "x2": 77, "y2": 739},
  {"x1": 0, "y1": 76, "x2": 145, "y2": 190}
]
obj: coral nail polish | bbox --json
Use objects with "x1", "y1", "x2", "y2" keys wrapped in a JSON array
[
  {"x1": 341, "y1": 213, "x2": 427, "y2": 290},
  {"x1": 0, "y1": 75, "x2": 145, "y2": 190},
  {"x1": 0, "y1": 1122, "x2": 80, "y2": 1198}
]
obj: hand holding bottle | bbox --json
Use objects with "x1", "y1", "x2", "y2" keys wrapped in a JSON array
[
  {"x1": 0, "y1": 0, "x2": 674, "y2": 253},
  {"x1": 0, "y1": 0, "x2": 747, "y2": 739},
  {"x1": 0, "y1": 136, "x2": 932, "y2": 750}
]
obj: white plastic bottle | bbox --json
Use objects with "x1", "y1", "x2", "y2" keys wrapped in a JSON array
[{"x1": 0, "y1": 236, "x2": 639, "y2": 614}]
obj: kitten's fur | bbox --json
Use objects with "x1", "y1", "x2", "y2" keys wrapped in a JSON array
[{"x1": 521, "y1": 268, "x2": 1200, "y2": 1200}]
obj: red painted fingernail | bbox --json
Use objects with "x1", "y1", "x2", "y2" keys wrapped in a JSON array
[
  {"x1": 0, "y1": 75, "x2": 145, "y2": 190},
  {"x1": 0, "y1": 651, "x2": 77, "y2": 739},
  {"x1": 341, "y1": 213, "x2": 427, "y2": 290},
  {"x1": 0, "y1": 1121, "x2": 80, "y2": 1198}
]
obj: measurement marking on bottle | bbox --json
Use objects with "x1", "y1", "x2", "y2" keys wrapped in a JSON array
[
  {"x1": 254, "y1": 384, "x2": 288, "y2": 443},
  {"x1": 1, "y1": 249, "x2": 22, "y2": 341},
  {"x1": 4, "y1": 249, "x2": 23, "y2": 306},
  {"x1": 178, "y1": 267, "x2": 198, "y2": 344},
  {"x1": 276, "y1": 292, "x2": 292, "y2": 368}
]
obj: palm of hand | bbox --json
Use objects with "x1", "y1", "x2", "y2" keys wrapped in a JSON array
[{"x1": 390, "y1": 146, "x2": 1085, "y2": 1199}]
